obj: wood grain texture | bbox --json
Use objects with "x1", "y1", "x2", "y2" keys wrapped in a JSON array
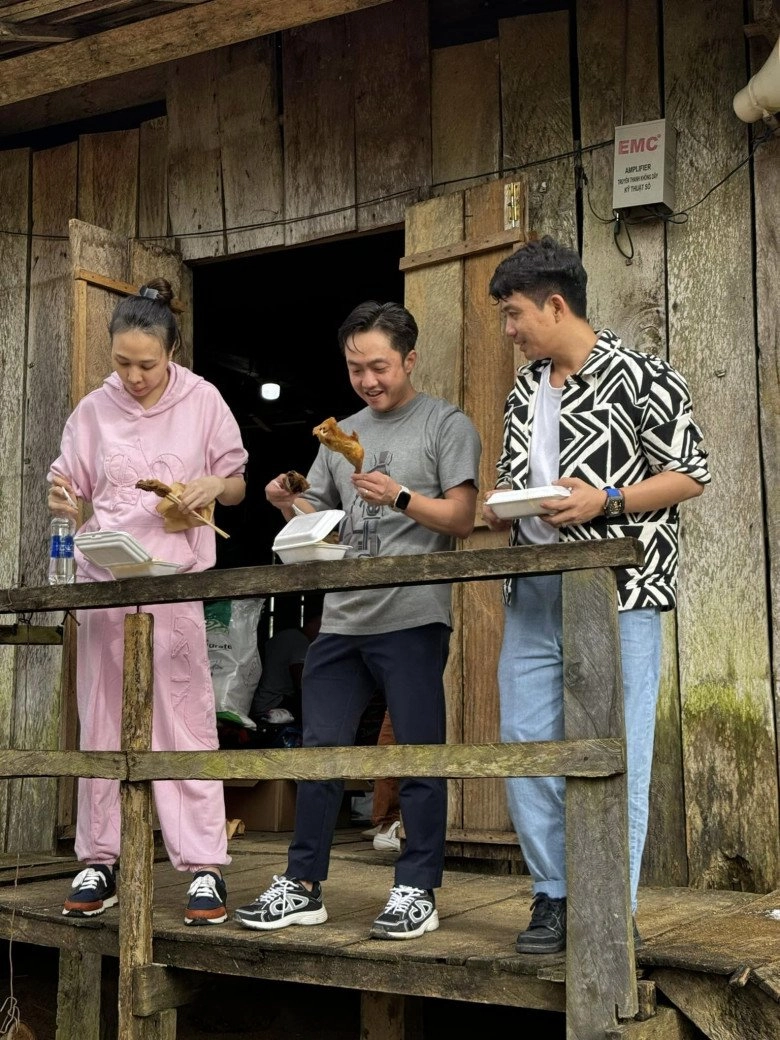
[
  {"x1": 461, "y1": 178, "x2": 519, "y2": 835},
  {"x1": 77, "y1": 129, "x2": 139, "y2": 237},
  {"x1": 0, "y1": 540, "x2": 644, "y2": 615},
  {"x1": 0, "y1": 147, "x2": 29, "y2": 846},
  {"x1": 167, "y1": 51, "x2": 225, "y2": 260},
  {"x1": 283, "y1": 17, "x2": 356, "y2": 245},
  {"x1": 139, "y1": 116, "x2": 169, "y2": 242},
  {"x1": 7, "y1": 143, "x2": 76, "y2": 854},
  {"x1": 56, "y1": 949, "x2": 102, "y2": 1040},
  {"x1": 605, "y1": 1004, "x2": 699, "y2": 1039},
  {"x1": 653, "y1": 968, "x2": 780, "y2": 1040},
  {"x1": 576, "y1": 0, "x2": 686, "y2": 889},
  {"x1": 665, "y1": 0, "x2": 779, "y2": 893},
  {"x1": 563, "y1": 568, "x2": 637, "y2": 1034},
  {"x1": 360, "y1": 991, "x2": 423, "y2": 1040},
  {"x1": 217, "y1": 38, "x2": 284, "y2": 254},
  {"x1": 499, "y1": 10, "x2": 576, "y2": 246},
  {"x1": 0, "y1": 0, "x2": 390, "y2": 108},
  {"x1": 132, "y1": 965, "x2": 203, "y2": 1016},
  {"x1": 352, "y1": 0, "x2": 430, "y2": 230},
  {"x1": 432, "y1": 39, "x2": 500, "y2": 195}
]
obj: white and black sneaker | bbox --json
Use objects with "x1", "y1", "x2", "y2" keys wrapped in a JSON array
[
  {"x1": 234, "y1": 875, "x2": 328, "y2": 931},
  {"x1": 370, "y1": 885, "x2": 439, "y2": 940},
  {"x1": 62, "y1": 864, "x2": 118, "y2": 917}
]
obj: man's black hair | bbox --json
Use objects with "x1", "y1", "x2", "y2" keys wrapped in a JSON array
[
  {"x1": 337, "y1": 301, "x2": 418, "y2": 359},
  {"x1": 489, "y1": 235, "x2": 588, "y2": 319}
]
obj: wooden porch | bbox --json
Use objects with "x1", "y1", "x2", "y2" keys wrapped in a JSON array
[{"x1": 1, "y1": 832, "x2": 779, "y2": 1040}]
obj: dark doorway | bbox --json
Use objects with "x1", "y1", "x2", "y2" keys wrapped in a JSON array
[{"x1": 192, "y1": 229, "x2": 405, "y2": 569}]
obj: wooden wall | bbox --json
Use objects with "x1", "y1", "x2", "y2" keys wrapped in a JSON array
[{"x1": 0, "y1": 0, "x2": 778, "y2": 894}]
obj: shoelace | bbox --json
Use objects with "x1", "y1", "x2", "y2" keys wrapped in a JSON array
[
  {"x1": 383, "y1": 885, "x2": 426, "y2": 914},
  {"x1": 72, "y1": 867, "x2": 108, "y2": 892},
  {"x1": 255, "y1": 874, "x2": 302, "y2": 913},
  {"x1": 187, "y1": 874, "x2": 220, "y2": 900}
]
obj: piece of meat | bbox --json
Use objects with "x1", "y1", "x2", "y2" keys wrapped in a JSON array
[
  {"x1": 312, "y1": 417, "x2": 364, "y2": 473},
  {"x1": 135, "y1": 478, "x2": 173, "y2": 498},
  {"x1": 282, "y1": 470, "x2": 310, "y2": 494}
]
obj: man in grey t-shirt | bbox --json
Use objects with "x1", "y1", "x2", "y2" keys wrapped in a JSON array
[{"x1": 236, "y1": 301, "x2": 481, "y2": 940}]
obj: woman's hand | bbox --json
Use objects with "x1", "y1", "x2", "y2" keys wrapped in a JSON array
[
  {"x1": 177, "y1": 476, "x2": 226, "y2": 513},
  {"x1": 48, "y1": 478, "x2": 78, "y2": 520}
]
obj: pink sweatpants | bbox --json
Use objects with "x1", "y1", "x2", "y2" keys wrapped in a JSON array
[{"x1": 75, "y1": 602, "x2": 230, "y2": 871}]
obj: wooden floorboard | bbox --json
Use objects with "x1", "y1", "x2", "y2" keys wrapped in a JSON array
[{"x1": 0, "y1": 831, "x2": 778, "y2": 1017}]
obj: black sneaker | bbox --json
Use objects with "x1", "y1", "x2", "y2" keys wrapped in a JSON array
[
  {"x1": 370, "y1": 885, "x2": 439, "y2": 940},
  {"x1": 184, "y1": 870, "x2": 228, "y2": 926},
  {"x1": 515, "y1": 894, "x2": 567, "y2": 954},
  {"x1": 234, "y1": 875, "x2": 328, "y2": 931},
  {"x1": 62, "y1": 865, "x2": 117, "y2": 918}
]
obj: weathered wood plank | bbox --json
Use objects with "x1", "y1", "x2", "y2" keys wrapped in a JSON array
[
  {"x1": 7, "y1": 143, "x2": 76, "y2": 854},
  {"x1": 461, "y1": 178, "x2": 519, "y2": 837},
  {"x1": 138, "y1": 116, "x2": 169, "y2": 242},
  {"x1": 499, "y1": 10, "x2": 576, "y2": 245},
  {"x1": 563, "y1": 568, "x2": 636, "y2": 1035},
  {"x1": 56, "y1": 949, "x2": 102, "y2": 1040},
  {"x1": 576, "y1": 0, "x2": 686, "y2": 889},
  {"x1": 0, "y1": 541, "x2": 645, "y2": 614},
  {"x1": 0, "y1": 0, "x2": 390, "y2": 108},
  {"x1": 77, "y1": 130, "x2": 139, "y2": 237},
  {"x1": 360, "y1": 991, "x2": 423, "y2": 1040},
  {"x1": 432, "y1": 38, "x2": 500, "y2": 196},
  {"x1": 399, "y1": 229, "x2": 526, "y2": 272},
  {"x1": 133, "y1": 964, "x2": 203, "y2": 1016},
  {"x1": 0, "y1": 146, "x2": 29, "y2": 850},
  {"x1": 653, "y1": 968, "x2": 780, "y2": 1040},
  {"x1": 283, "y1": 17, "x2": 355, "y2": 245},
  {"x1": 352, "y1": 0, "x2": 430, "y2": 230},
  {"x1": 0, "y1": 625, "x2": 63, "y2": 645},
  {"x1": 118, "y1": 613, "x2": 156, "y2": 1040},
  {"x1": 665, "y1": 0, "x2": 780, "y2": 893},
  {"x1": 167, "y1": 51, "x2": 224, "y2": 260},
  {"x1": 0, "y1": 751, "x2": 126, "y2": 779},
  {"x1": 217, "y1": 38, "x2": 284, "y2": 254},
  {"x1": 605, "y1": 1004, "x2": 699, "y2": 1039}
]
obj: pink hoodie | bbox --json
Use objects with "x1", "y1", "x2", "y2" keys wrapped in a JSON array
[{"x1": 49, "y1": 363, "x2": 247, "y2": 582}]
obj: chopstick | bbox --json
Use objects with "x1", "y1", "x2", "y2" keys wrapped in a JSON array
[{"x1": 165, "y1": 492, "x2": 230, "y2": 539}]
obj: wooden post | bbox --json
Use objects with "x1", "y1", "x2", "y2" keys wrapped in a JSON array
[
  {"x1": 118, "y1": 612, "x2": 173, "y2": 1040},
  {"x1": 56, "y1": 950, "x2": 102, "y2": 1040},
  {"x1": 563, "y1": 568, "x2": 636, "y2": 1038},
  {"x1": 360, "y1": 992, "x2": 423, "y2": 1040}
]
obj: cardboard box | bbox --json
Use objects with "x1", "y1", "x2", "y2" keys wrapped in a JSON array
[{"x1": 224, "y1": 780, "x2": 297, "y2": 832}]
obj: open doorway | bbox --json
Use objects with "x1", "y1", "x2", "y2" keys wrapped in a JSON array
[{"x1": 192, "y1": 228, "x2": 405, "y2": 569}]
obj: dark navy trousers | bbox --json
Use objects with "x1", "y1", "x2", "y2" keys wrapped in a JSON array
[{"x1": 286, "y1": 623, "x2": 450, "y2": 891}]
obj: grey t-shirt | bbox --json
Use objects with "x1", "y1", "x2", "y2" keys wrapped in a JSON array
[{"x1": 302, "y1": 393, "x2": 481, "y2": 636}]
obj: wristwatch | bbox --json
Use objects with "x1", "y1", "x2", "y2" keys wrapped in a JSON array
[
  {"x1": 393, "y1": 486, "x2": 412, "y2": 512},
  {"x1": 603, "y1": 486, "x2": 625, "y2": 518}
]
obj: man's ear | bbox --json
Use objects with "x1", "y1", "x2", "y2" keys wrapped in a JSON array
[
  {"x1": 549, "y1": 294, "x2": 567, "y2": 321},
  {"x1": 404, "y1": 349, "x2": 417, "y2": 374}
]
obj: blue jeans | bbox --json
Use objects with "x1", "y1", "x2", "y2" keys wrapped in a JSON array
[
  {"x1": 498, "y1": 574, "x2": 661, "y2": 911},
  {"x1": 287, "y1": 624, "x2": 450, "y2": 891}
]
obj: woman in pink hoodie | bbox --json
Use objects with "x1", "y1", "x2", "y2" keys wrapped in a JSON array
[{"x1": 48, "y1": 279, "x2": 248, "y2": 926}]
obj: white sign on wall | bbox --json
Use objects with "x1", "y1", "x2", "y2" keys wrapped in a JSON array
[{"x1": 612, "y1": 118, "x2": 676, "y2": 212}]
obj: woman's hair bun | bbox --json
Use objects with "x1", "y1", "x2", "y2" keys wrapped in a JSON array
[{"x1": 138, "y1": 278, "x2": 184, "y2": 314}]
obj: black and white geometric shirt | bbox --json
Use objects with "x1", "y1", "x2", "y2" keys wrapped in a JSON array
[{"x1": 497, "y1": 329, "x2": 711, "y2": 611}]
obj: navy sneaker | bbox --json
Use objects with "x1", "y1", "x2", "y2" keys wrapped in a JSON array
[
  {"x1": 515, "y1": 894, "x2": 567, "y2": 954},
  {"x1": 234, "y1": 875, "x2": 328, "y2": 930},
  {"x1": 62, "y1": 865, "x2": 117, "y2": 918},
  {"x1": 184, "y1": 870, "x2": 228, "y2": 926},
  {"x1": 370, "y1": 885, "x2": 439, "y2": 940}
]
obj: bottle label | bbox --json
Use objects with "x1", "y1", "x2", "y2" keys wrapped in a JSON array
[{"x1": 51, "y1": 535, "x2": 75, "y2": 558}]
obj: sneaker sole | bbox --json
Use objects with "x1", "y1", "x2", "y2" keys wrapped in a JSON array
[
  {"x1": 515, "y1": 937, "x2": 566, "y2": 954},
  {"x1": 370, "y1": 909, "x2": 439, "y2": 940},
  {"x1": 235, "y1": 907, "x2": 328, "y2": 931},
  {"x1": 372, "y1": 838, "x2": 401, "y2": 852},
  {"x1": 62, "y1": 894, "x2": 118, "y2": 918},
  {"x1": 184, "y1": 912, "x2": 228, "y2": 926}
]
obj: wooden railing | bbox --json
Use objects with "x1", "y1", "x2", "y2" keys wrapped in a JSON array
[{"x1": 0, "y1": 539, "x2": 643, "y2": 1040}]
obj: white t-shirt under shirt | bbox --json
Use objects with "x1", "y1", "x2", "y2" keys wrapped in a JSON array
[
  {"x1": 301, "y1": 392, "x2": 481, "y2": 636},
  {"x1": 517, "y1": 366, "x2": 562, "y2": 546}
]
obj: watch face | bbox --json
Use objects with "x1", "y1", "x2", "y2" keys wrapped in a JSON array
[
  {"x1": 605, "y1": 495, "x2": 624, "y2": 518},
  {"x1": 396, "y1": 490, "x2": 411, "y2": 511}
]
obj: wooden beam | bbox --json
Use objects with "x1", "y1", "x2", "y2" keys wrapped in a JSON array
[
  {"x1": 399, "y1": 228, "x2": 526, "y2": 272},
  {"x1": 133, "y1": 965, "x2": 203, "y2": 1017},
  {"x1": 0, "y1": 0, "x2": 391, "y2": 108},
  {"x1": 0, "y1": 540, "x2": 644, "y2": 615},
  {"x1": 0, "y1": 750, "x2": 126, "y2": 779},
  {"x1": 56, "y1": 950, "x2": 102, "y2": 1040},
  {"x1": 653, "y1": 968, "x2": 780, "y2": 1040},
  {"x1": 605, "y1": 1005, "x2": 698, "y2": 1039},
  {"x1": 0, "y1": 19, "x2": 79, "y2": 42},
  {"x1": 0, "y1": 624, "x2": 62, "y2": 644}
]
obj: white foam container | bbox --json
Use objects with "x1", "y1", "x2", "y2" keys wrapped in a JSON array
[
  {"x1": 486, "y1": 486, "x2": 572, "y2": 518},
  {"x1": 74, "y1": 531, "x2": 181, "y2": 579},
  {"x1": 272, "y1": 510, "x2": 348, "y2": 564}
]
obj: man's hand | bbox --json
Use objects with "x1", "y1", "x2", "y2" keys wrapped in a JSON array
[
  {"x1": 351, "y1": 471, "x2": 399, "y2": 508},
  {"x1": 266, "y1": 473, "x2": 302, "y2": 510},
  {"x1": 481, "y1": 499, "x2": 512, "y2": 532},
  {"x1": 540, "y1": 477, "x2": 605, "y2": 527}
]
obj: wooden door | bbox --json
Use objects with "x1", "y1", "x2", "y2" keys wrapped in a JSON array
[
  {"x1": 58, "y1": 221, "x2": 190, "y2": 835},
  {"x1": 402, "y1": 178, "x2": 528, "y2": 856}
]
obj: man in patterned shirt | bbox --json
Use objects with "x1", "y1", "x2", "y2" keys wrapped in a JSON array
[{"x1": 483, "y1": 236, "x2": 710, "y2": 954}]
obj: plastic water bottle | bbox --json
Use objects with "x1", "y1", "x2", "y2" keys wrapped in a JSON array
[{"x1": 48, "y1": 517, "x2": 76, "y2": 585}]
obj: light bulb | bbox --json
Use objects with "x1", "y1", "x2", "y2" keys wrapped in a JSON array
[{"x1": 261, "y1": 382, "x2": 281, "y2": 401}]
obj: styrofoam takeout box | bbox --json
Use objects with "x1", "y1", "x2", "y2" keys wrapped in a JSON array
[
  {"x1": 486, "y1": 486, "x2": 572, "y2": 519},
  {"x1": 74, "y1": 531, "x2": 181, "y2": 579},
  {"x1": 272, "y1": 510, "x2": 348, "y2": 564}
]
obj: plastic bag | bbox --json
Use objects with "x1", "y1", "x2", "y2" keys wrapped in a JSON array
[{"x1": 205, "y1": 598, "x2": 265, "y2": 730}]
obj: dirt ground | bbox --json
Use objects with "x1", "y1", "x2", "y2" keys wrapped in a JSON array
[{"x1": 0, "y1": 941, "x2": 567, "y2": 1039}]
